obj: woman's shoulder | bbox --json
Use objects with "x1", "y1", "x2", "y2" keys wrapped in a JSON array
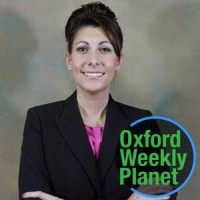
[
  {"x1": 29, "y1": 99, "x2": 65, "y2": 110},
  {"x1": 114, "y1": 100, "x2": 153, "y2": 119},
  {"x1": 26, "y1": 100, "x2": 66, "y2": 119},
  {"x1": 26, "y1": 92, "x2": 76, "y2": 118}
]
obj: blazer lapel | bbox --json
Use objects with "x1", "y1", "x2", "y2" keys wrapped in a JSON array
[
  {"x1": 97, "y1": 97, "x2": 130, "y2": 182},
  {"x1": 54, "y1": 92, "x2": 101, "y2": 195}
]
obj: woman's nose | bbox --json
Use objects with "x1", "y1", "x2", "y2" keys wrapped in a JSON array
[{"x1": 87, "y1": 51, "x2": 100, "y2": 67}]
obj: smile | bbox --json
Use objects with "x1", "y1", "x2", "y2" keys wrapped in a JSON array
[{"x1": 82, "y1": 72, "x2": 105, "y2": 78}]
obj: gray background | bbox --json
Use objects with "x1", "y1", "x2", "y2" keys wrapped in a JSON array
[{"x1": 0, "y1": 0, "x2": 199, "y2": 199}]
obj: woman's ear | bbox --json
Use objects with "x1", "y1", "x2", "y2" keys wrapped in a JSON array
[
  {"x1": 115, "y1": 53, "x2": 123, "y2": 71},
  {"x1": 65, "y1": 53, "x2": 72, "y2": 70}
]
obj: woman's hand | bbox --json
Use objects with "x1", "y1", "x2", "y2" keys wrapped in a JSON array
[
  {"x1": 22, "y1": 191, "x2": 64, "y2": 200},
  {"x1": 127, "y1": 183, "x2": 173, "y2": 200},
  {"x1": 127, "y1": 193, "x2": 170, "y2": 200}
]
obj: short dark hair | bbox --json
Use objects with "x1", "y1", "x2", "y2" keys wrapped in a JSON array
[{"x1": 65, "y1": 1, "x2": 123, "y2": 58}]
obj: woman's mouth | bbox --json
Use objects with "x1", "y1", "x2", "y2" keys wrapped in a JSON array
[{"x1": 82, "y1": 72, "x2": 105, "y2": 78}]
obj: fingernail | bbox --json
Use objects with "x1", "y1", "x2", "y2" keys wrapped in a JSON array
[
  {"x1": 21, "y1": 193, "x2": 26, "y2": 198},
  {"x1": 165, "y1": 196, "x2": 171, "y2": 199}
]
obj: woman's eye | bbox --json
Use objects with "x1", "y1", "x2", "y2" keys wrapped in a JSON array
[
  {"x1": 76, "y1": 47, "x2": 88, "y2": 53},
  {"x1": 99, "y1": 47, "x2": 111, "y2": 53}
]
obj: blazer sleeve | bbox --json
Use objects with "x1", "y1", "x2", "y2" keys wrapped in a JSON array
[{"x1": 18, "y1": 108, "x2": 54, "y2": 200}]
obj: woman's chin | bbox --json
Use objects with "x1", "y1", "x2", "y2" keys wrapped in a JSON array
[{"x1": 79, "y1": 86, "x2": 109, "y2": 95}]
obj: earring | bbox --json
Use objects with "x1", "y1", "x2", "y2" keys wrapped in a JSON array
[{"x1": 68, "y1": 66, "x2": 72, "y2": 70}]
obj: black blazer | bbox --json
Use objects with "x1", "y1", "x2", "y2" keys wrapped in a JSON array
[{"x1": 19, "y1": 91, "x2": 176, "y2": 200}]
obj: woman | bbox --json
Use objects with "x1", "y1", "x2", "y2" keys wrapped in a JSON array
[{"x1": 19, "y1": 2, "x2": 176, "y2": 200}]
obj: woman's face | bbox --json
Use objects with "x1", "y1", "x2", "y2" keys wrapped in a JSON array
[{"x1": 66, "y1": 26, "x2": 123, "y2": 94}]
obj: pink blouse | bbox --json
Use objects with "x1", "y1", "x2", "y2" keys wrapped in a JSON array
[{"x1": 84, "y1": 124, "x2": 104, "y2": 159}]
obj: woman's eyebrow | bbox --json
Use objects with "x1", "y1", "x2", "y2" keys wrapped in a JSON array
[
  {"x1": 75, "y1": 41, "x2": 89, "y2": 45},
  {"x1": 99, "y1": 41, "x2": 111, "y2": 45}
]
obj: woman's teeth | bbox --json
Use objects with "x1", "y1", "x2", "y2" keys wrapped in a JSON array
[{"x1": 83, "y1": 72, "x2": 104, "y2": 78}]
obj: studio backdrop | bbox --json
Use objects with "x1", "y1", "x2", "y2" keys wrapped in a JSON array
[{"x1": 0, "y1": 0, "x2": 199, "y2": 199}]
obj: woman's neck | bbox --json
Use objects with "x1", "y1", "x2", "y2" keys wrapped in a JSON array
[{"x1": 77, "y1": 89, "x2": 109, "y2": 127}]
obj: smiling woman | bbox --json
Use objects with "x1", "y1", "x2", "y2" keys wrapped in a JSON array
[
  {"x1": 66, "y1": 26, "x2": 122, "y2": 98},
  {"x1": 18, "y1": 2, "x2": 176, "y2": 200}
]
